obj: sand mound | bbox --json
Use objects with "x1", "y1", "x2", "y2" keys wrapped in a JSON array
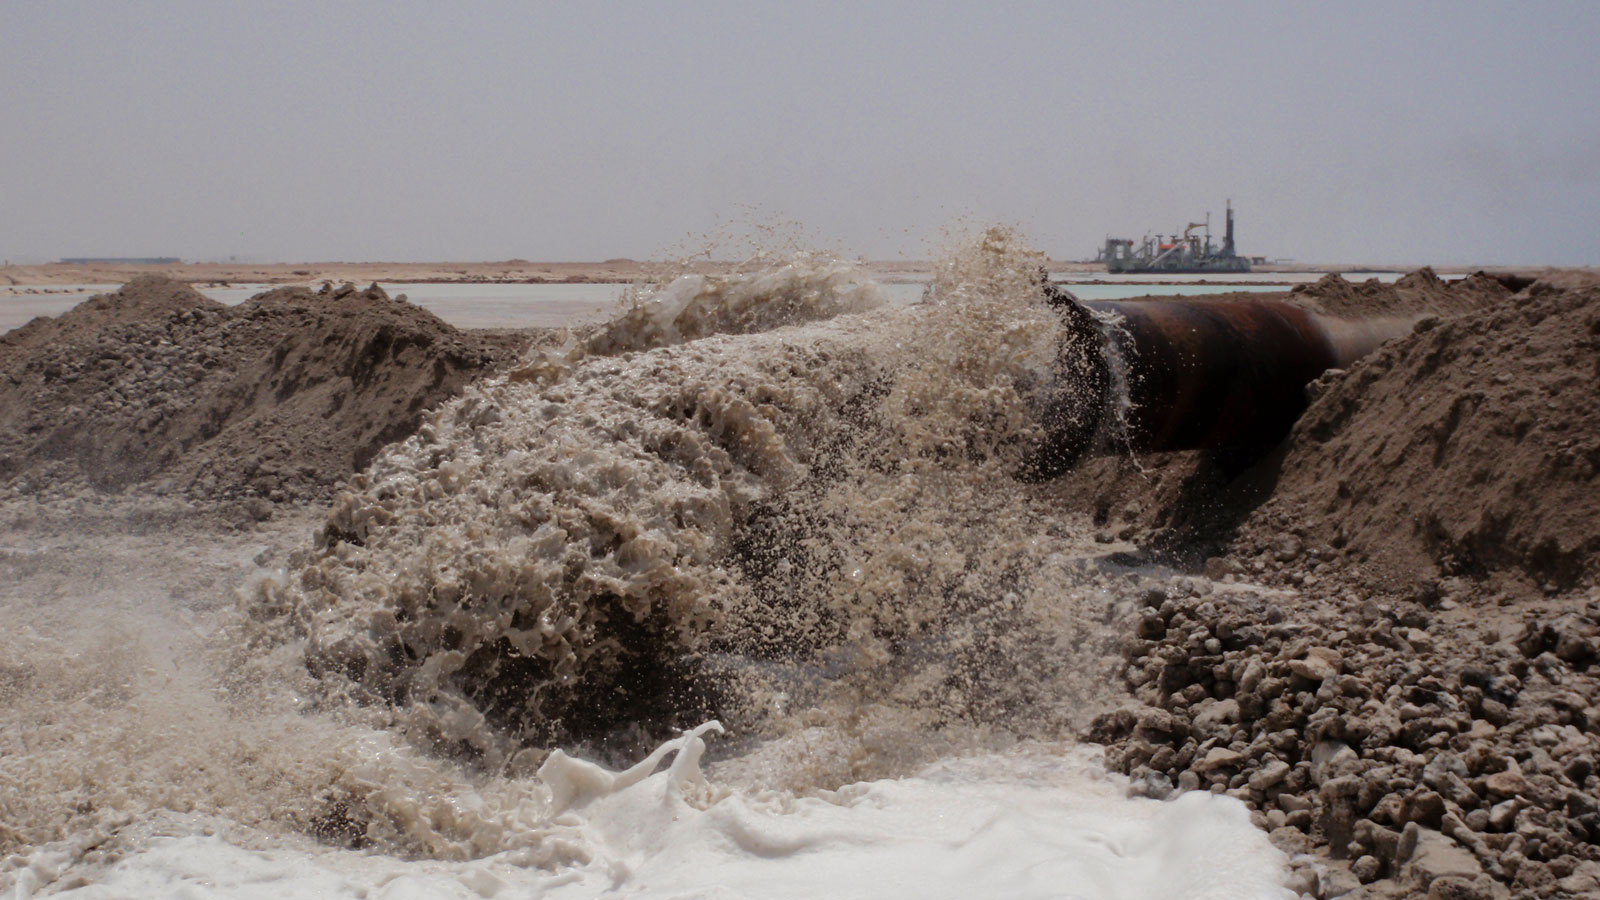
[
  {"x1": 1238, "y1": 278, "x2": 1600, "y2": 594},
  {"x1": 0, "y1": 276, "x2": 517, "y2": 503},
  {"x1": 1285, "y1": 268, "x2": 1513, "y2": 320}
]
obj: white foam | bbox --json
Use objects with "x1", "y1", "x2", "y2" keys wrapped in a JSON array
[{"x1": 43, "y1": 725, "x2": 1289, "y2": 900}]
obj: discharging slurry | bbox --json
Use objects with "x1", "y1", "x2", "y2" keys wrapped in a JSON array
[{"x1": 2, "y1": 234, "x2": 1306, "y2": 898}]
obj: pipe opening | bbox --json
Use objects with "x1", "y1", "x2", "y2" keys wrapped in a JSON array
[{"x1": 1027, "y1": 285, "x2": 1407, "y2": 479}]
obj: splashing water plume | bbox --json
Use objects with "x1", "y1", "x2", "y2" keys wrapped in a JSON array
[
  {"x1": 3, "y1": 231, "x2": 1293, "y2": 898},
  {"x1": 246, "y1": 230, "x2": 1113, "y2": 767}
]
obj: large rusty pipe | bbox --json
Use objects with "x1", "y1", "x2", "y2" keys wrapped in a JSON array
[
  {"x1": 1030, "y1": 288, "x2": 1416, "y2": 476},
  {"x1": 1086, "y1": 298, "x2": 1350, "y2": 453}
]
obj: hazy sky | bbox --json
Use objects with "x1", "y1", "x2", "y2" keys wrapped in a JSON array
[{"x1": 3, "y1": 1, "x2": 1596, "y2": 265}]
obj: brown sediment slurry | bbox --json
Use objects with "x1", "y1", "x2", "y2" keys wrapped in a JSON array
[
  {"x1": 245, "y1": 241, "x2": 1122, "y2": 772},
  {"x1": 2, "y1": 244, "x2": 1124, "y2": 871}
]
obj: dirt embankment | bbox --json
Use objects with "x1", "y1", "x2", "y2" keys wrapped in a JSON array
[
  {"x1": 1080, "y1": 271, "x2": 1600, "y2": 898},
  {"x1": 1239, "y1": 277, "x2": 1600, "y2": 597},
  {"x1": 0, "y1": 276, "x2": 531, "y2": 505}
]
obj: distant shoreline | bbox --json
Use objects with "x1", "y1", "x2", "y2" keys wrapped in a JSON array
[{"x1": 1, "y1": 259, "x2": 1575, "y2": 288}]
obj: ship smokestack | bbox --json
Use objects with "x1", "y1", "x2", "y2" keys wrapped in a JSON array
[{"x1": 1223, "y1": 199, "x2": 1236, "y2": 258}]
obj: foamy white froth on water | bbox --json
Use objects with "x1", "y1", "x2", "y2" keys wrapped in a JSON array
[
  {"x1": 2, "y1": 237, "x2": 1291, "y2": 898},
  {"x1": 34, "y1": 725, "x2": 1289, "y2": 900}
]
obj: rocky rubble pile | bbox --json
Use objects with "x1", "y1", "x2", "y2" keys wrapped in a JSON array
[
  {"x1": 1090, "y1": 580, "x2": 1600, "y2": 899},
  {"x1": 0, "y1": 277, "x2": 524, "y2": 506}
]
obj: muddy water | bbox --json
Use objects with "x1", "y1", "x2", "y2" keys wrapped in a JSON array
[{"x1": 1, "y1": 235, "x2": 1291, "y2": 899}]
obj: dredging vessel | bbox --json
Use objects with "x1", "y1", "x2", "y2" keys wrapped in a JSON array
[{"x1": 1097, "y1": 201, "x2": 1251, "y2": 274}]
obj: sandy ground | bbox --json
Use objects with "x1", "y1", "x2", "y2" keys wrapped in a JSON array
[{"x1": 4, "y1": 263, "x2": 1598, "y2": 899}]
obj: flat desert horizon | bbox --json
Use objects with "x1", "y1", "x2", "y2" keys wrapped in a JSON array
[{"x1": 5, "y1": 257, "x2": 1588, "y2": 290}]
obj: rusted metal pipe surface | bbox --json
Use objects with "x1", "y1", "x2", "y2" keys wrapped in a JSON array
[
  {"x1": 1031, "y1": 287, "x2": 1415, "y2": 476},
  {"x1": 1085, "y1": 297, "x2": 1341, "y2": 453}
]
